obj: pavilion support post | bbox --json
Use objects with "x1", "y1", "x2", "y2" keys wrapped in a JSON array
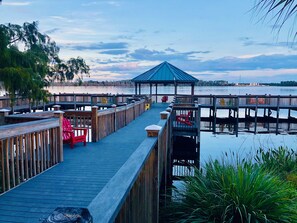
[
  {"x1": 135, "y1": 83, "x2": 137, "y2": 95},
  {"x1": 191, "y1": 84, "x2": 195, "y2": 96},
  {"x1": 174, "y1": 83, "x2": 177, "y2": 95},
  {"x1": 155, "y1": 83, "x2": 158, "y2": 103},
  {"x1": 139, "y1": 83, "x2": 141, "y2": 95},
  {"x1": 150, "y1": 84, "x2": 152, "y2": 99}
]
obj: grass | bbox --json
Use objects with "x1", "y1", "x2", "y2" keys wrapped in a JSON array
[
  {"x1": 255, "y1": 146, "x2": 297, "y2": 178},
  {"x1": 163, "y1": 147, "x2": 297, "y2": 223}
]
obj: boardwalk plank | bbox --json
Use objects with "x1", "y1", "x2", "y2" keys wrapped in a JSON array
[{"x1": 0, "y1": 104, "x2": 167, "y2": 222}]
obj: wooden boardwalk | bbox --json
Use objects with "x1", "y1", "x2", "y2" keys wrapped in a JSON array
[{"x1": 0, "y1": 103, "x2": 168, "y2": 223}]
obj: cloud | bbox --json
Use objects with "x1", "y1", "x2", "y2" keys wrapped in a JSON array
[
  {"x1": 239, "y1": 37, "x2": 297, "y2": 49},
  {"x1": 100, "y1": 49, "x2": 129, "y2": 55},
  {"x1": 192, "y1": 54, "x2": 297, "y2": 72},
  {"x1": 45, "y1": 28, "x2": 60, "y2": 34},
  {"x1": 65, "y1": 42, "x2": 129, "y2": 51},
  {"x1": 2, "y1": 1, "x2": 31, "y2": 6},
  {"x1": 82, "y1": 1, "x2": 120, "y2": 7},
  {"x1": 135, "y1": 29, "x2": 146, "y2": 34},
  {"x1": 129, "y1": 48, "x2": 211, "y2": 61}
]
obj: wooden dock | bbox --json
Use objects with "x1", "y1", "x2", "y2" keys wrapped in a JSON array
[{"x1": 0, "y1": 103, "x2": 169, "y2": 223}]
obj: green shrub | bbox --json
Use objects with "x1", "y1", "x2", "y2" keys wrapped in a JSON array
[
  {"x1": 165, "y1": 160, "x2": 297, "y2": 223},
  {"x1": 255, "y1": 146, "x2": 297, "y2": 178}
]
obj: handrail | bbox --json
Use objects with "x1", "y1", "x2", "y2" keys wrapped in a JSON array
[
  {"x1": 0, "y1": 117, "x2": 62, "y2": 194},
  {"x1": 0, "y1": 118, "x2": 59, "y2": 139},
  {"x1": 88, "y1": 110, "x2": 171, "y2": 223}
]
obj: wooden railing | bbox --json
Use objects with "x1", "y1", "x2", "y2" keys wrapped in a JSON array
[
  {"x1": 88, "y1": 109, "x2": 172, "y2": 223},
  {"x1": 92, "y1": 100, "x2": 146, "y2": 142},
  {"x1": 175, "y1": 94, "x2": 297, "y2": 108},
  {"x1": 0, "y1": 117, "x2": 63, "y2": 194},
  {"x1": 0, "y1": 99, "x2": 147, "y2": 195},
  {"x1": 61, "y1": 100, "x2": 146, "y2": 142}
]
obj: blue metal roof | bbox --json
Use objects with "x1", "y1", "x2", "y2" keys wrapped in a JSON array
[{"x1": 132, "y1": 61, "x2": 198, "y2": 83}]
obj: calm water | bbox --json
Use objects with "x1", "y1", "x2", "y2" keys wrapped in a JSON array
[
  {"x1": 46, "y1": 85, "x2": 297, "y2": 96},
  {"x1": 2, "y1": 85, "x2": 297, "y2": 163}
]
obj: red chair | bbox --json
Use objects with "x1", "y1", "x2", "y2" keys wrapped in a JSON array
[
  {"x1": 62, "y1": 118, "x2": 88, "y2": 148},
  {"x1": 161, "y1": 96, "x2": 168, "y2": 103},
  {"x1": 176, "y1": 111, "x2": 193, "y2": 126}
]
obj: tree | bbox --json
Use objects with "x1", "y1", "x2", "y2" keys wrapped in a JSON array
[
  {"x1": 0, "y1": 21, "x2": 90, "y2": 111},
  {"x1": 48, "y1": 57, "x2": 90, "y2": 85},
  {"x1": 254, "y1": 0, "x2": 297, "y2": 37}
]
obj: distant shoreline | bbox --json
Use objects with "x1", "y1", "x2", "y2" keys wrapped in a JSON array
[{"x1": 50, "y1": 80, "x2": 297, "y2": 87}]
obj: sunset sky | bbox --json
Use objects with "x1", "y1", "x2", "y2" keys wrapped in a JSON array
[{"x1": 1, "y1": 0, "x2": 297, "y2": 83}]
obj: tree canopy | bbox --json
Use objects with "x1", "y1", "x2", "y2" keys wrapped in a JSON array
[{"x1": 0, "y1": 21, "x2": 90, "y2": 109}]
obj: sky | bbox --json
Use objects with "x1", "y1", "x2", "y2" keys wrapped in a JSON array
[{"x1": 1, "y1": 0, "x2": 297, "y2": 83}]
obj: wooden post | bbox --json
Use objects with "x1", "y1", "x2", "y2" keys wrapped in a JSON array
[
  {"x1": 155, "y1": 84, "x2": 158, "y2": 103},
  {"x1": 150, "y1": 84, "x2": 152, "y2": 99},
  {"x1": 0, "y1": 109, "x2": 10, "y2": 125},
  {"x1": 135, "y1": 83, "x2": 137, "y2": 95},
  {"x1": 74, "y1": 95, "x2": 77, "y2": 110},
  {"x1": 145, "y1": 124, "x2": 161, "y2": 223},
  {"x1": 54, "y1": 111, "x2": 64, "y2": 162},
  {"x1": 160, "y1": 111, "x2": 170, "y2": 120},
  {"x1": 236, "y1": 97, "x2": 239, "y2": 137},
  {"x1": 139, "y1": 83, "x2": 141, "y2": 95},
  {"x1": 288, "y1": 95, "x2": 292, "y2": 118},
  {"x1": 145, "y1": 125, "x2": 161, "y2": 137},
  {"x1": 91, "y1": 106, "x2": 99, "y2": 142},
  {"x1": 53, "y1": 105, "x2": 61, "y2": 111},
  {"x1": 112, "y1": 104, "x2": 117, "y2": 132},
  {"x1": 124, "y1": 103, "x2": 127, "y2": 126},
  {"x1": 276, "y1": 96, "x2": 280, "y2": 135},
  {"x1": 194, "y1": 104, "x2": 201, "y2": 168},
  {"x1": 213, "y1": 96, "x2": 217, "y2": 133},
  {"x1": 166, "y1": 107, "x2": 172, "y2": 113},
  {"x1": 132, "y1": 100, "x2": 136, "y2": 120},
  {"x1": 191, "y1": 84, "x2": 195, "y2": 96},
  {"x1": 174, "y1": 84, "x2": 177, "y2": 96},
  {"x1": 254, "y1": 96, "x2": 258, "y2": 134}
]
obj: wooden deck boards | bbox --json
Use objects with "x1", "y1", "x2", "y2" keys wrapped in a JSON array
[{"x1": 0, "y1": 103, "x2": 168, "y2": 223}]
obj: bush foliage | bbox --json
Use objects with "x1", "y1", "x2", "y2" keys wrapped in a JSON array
[{"x1": 164, "y1": 147, "x2": 297, "y2": 223}]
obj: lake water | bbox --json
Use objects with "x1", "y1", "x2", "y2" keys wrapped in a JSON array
[
  {"x1": 1, "y1": 85, "x2": 297, "y2": 164},
  {"x1": 46, "y1": 85, "x2": 297, "y2": 96}
]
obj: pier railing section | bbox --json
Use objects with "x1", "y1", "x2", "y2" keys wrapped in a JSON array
[
  {"x1": 88, "y1": 109, "x2": 172, "y2": 223},
  {"x1": 62, "y1": 99, "x2": 146, "y2": 142},
  {"x1": 175, "y1": 95, "x2": 297, "y2": 135},
  {"x1": 0, "y1": 93, "x2": 144, "y2": 113},
  {"x1": 175, "y1": 94, "x2": 297, "y2": 108},
  {"x1": 170, "y1": 103, "x2": 201, "y2": 179},
  {"x1": 0, "y1": 116, "x2": 63, "y2": 194}
]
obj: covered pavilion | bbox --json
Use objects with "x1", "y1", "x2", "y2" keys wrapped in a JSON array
[{"x1": 131, "y1": 61, "x2": 198, "y2": 102}]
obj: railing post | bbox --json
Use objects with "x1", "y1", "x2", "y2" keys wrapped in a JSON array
[
  {"x1": 160, "y1": 111, "x2": 170, "y2": 120},
  {"x1": 74, "y1": 95, "x2": 77, "y2": 110},
  {"x1": 91, "y1": 106, "x2": 99, "y2": 142},
  {"x1": 132, "y1": 100, "x2": 136, "y2": 120},
  {"x1": 54, "y1": 111, "x2": 64, "y2": 162},
  {"x1": 145, "y1": 124, "x2": 161, "y2": 223},
  {"x1": 0, "y1": 109, "x2": 10, "y2": 125},
  {"x1": 112, "y1": 104, "x2": 117, "y2": 132},
  {"x1": 53, "y1": 105, "x2": 61, "y2": 111},
  {"x1": 124, "y1": 103, "x2": 127, "y2": 126}
]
